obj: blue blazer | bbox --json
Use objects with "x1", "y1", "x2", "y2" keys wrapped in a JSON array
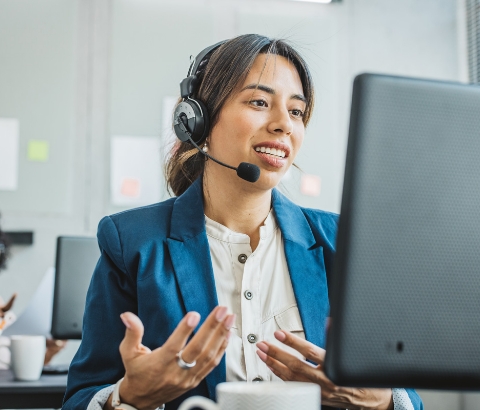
[{"x1": 63, "y1": 178, "x2": 423, "y2": 410}]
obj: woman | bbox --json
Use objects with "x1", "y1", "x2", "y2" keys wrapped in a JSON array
[{"x1": 63, "y1": 34, "x2": 423, "y2": 410}]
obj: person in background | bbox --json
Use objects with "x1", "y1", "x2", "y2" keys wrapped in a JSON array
[
  {"x1": 0, "y1": 216, "x2": 16, "y2": 324},
  {"x1": 0, "y1": 214, "x2": 66, "y2": 366}
]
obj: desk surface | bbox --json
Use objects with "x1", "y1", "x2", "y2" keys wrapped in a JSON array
[{"x1": 0, "y1": 369, "x2": 67, "y2": 409}]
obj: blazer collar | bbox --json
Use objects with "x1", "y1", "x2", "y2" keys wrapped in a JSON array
[
  {"x1": 272, "y1": 189, "x2": 329, "y2": 348},
  {"x1": 271, "y1": 188, "x2": 316, "y2": 249},
  {"x1": 170, "y1": 176, "x2": 316, "y2": 249},
  {"x1": 169, "y1": 177, "x2": 206, "y2": 241},
  {"x1": 167, "y1": 177, "x2": 223, "y2": 399}
]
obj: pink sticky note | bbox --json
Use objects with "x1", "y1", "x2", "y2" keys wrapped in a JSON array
[
  {"x1": 121, "y1": 178, "x2": 141, "y2": 198},
  {"x1": 301, "y1": 174, "x2": 321, "y2": 197}
]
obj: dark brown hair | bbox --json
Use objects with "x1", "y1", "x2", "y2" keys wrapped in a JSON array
[{"x1": 166, "y1": 34, "x2": 315, "y2": 196}]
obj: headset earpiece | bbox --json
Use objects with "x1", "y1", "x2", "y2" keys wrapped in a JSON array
[
  {"x1": 173, "y1": 99, "x2": 209, "y2": 144},
  {"x1": 173, "y1": 40, "x2": 226, "y2": 145}
]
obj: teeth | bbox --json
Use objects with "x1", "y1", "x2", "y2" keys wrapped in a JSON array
[{"x1": 255, "y1": 146, "x2": 287, "y2": 158}]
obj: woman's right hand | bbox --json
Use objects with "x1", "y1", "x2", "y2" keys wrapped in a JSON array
[{"x1": 110, "y1": 306, "x2": 234, "y2": 410}]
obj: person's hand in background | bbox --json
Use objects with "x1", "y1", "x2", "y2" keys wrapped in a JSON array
[
  {"x1": 44, "y1": 339, "x2": 68, "y2": 365},
  {"x1": 0, "y1": 293, "x2": 16, "y2": 318}
]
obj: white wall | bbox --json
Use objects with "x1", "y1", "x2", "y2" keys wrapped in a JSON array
[{"x1": 0, "y1": 0, "x2": 469, "y2": 407}]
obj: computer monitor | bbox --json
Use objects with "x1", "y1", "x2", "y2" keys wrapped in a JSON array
[
  {"x1": 51, "y1": 236, "x2": 100, "y2": 340},
  {"x1": 324, "y1": 74, "x2": 480, "y2": 389}
]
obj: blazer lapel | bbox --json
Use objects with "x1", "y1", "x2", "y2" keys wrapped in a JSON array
[
  {"x1": 272, "y1": 189, "x2": 330, "y2": 348},
  {"x1": 167, "y1": 177, "x2": 225, "y2": 399}
]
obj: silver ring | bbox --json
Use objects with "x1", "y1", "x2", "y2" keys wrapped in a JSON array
[{"x1": 176, "y1": 349, "x2": 196, "y2": 369}]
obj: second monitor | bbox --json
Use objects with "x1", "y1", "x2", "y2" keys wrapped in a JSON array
[{"x1": 51, "y1": 236, "x2": 100, "y2": 340}]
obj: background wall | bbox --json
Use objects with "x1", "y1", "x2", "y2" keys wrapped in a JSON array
[{"x1": 0, "y1": 0, "x2": 471, "y2": 407}]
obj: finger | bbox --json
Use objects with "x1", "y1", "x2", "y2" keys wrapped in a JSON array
[
  {"x1": 195, "y1": 332, "x2": 231, "y2": 381},
  {"x1": 180, "y1": 306, "x2": 228, "y2": 363},
  {"x1": 195, "y1": 314, "x2": 235, "y2": 368},
  {"x1": 119, "y1": 312, "x2": 151, "y2": 362},
  {"x1": 256, "y1": 342, "x2": 335, "y2": 388},
  {"x1": 274, "y1": 330, "x2": 326, "y2": 364},
  {"x1": 161, "y1": 311, "x2": 201, "y2": 356},
  {"x1": 256, "y1": 349, "x2": 305, "y2": 382},
  {"x1": 256, "y1": 345, "x2": 313, "y2": 381}
]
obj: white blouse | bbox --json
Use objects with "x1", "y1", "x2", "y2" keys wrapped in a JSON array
[{"x1": 205, "y1": 210, "x2": 305, "y2": 382}]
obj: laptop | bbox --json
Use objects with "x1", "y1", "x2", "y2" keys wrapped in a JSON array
[
  {"x1": 51, "y1": 236, "x2": 100, "y2": 340},
  {"x1": 324, "y1": 74, "x2": 480, "y2": 389}
]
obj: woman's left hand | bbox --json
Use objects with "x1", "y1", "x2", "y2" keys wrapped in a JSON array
[{"x1": 256, "y1": 330, "x2": 393, "y2": 410}]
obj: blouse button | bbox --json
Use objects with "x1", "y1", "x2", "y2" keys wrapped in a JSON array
[
  {"x1": 244, "y1": 290, "x2": 253, "y2": 300},
  {"x1": 238, "y1": 254, "x2": 248, "y2": 264},
  {"x1": 253, "y1": 376, "x2": 264, "y2": 382},
  {"x1": 247, "y1": 334, "x2": 257, "y2": 343}
]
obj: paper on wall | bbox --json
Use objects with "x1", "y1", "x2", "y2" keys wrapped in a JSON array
[
  {"x1": 301, "y1": 174, "x2": 321, "y2": 197},
  {"x1": 110, "y1": 135, "x2": 162, "y2": 206},
  {"x1": 0, "y1": 118, "x2": 20, "y2": 191}
]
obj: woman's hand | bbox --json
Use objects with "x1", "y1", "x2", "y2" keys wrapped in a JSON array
[
  {"x1": 256, "y1": 330, "x2": 393, "y2": 410},
  {"x1": 110, "y1": 306, "x2": 234, "y2": 410}
]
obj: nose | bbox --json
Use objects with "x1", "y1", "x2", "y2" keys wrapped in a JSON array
[{"x1": 267, "y1": 107, "x2": 293, "y2": 136}]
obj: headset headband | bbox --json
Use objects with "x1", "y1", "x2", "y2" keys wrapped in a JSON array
[{"x1": 180, "y1": 40, "x2": 227, "y2": 99}]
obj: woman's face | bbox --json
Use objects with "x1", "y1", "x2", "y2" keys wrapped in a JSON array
[{"x1": 207, "y1": 53, "x2": 307, "y2": 191}]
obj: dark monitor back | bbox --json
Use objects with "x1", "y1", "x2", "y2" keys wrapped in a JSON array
[
  {"x1": 51, "y1": 236, "x2": 100, "y2": 339},
  {"x1": 325, "y1": 74, "x2": 480, "y2": 390}
]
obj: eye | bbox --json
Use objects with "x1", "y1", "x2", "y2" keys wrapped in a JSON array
[
  {"x1": 290, "y1": 108, "x2": 305, "y2": 118},
  {"x1": 249, "y1": 99, "x2": 268, "y2": 108}
]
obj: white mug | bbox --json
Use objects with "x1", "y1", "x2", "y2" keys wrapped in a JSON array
[
  {"x1": 0, "y1": 335, "x2": 46, "y2": 381},
  {"x1": 178, "y1": 381, "x2": 320, "y2": 410}
]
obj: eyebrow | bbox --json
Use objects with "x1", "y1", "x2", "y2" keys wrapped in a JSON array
[{"x1": 240, "y1": 83, "x2": 307, "y2": 104}]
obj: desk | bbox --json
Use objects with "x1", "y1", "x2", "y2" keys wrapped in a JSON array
[{"x1": 0, "y1": 369, "x2": 67, "y2": 409}]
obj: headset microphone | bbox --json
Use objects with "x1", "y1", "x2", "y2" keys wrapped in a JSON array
[
  {"x1": 173, "y1": 40, "x2": 260, "y2": 184},
  {"x1": 177, "y1": 115, "x2": 260, "y2": 183}
]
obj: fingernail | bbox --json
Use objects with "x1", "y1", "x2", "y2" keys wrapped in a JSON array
[
  {"x1": 256, "y1": 349, "x2": 267, "y2": 361},
  {"x1": 120, "y1": 313, "x2": 131, "y2": 329},
  {"x1": 187, "y1": 312, "x2": 201, "y2": 327},
  {"x1": 256, "y1": 342, "x2": 269, "y2": 353},
  {"x1": 274, "y1": 330, "x2": 286, "y2": 341},
  {"x1": 224, "y1": 314, "x2": 235, "y2": 330},
  {"x1": 215, "y1": 306, "x2": 228, "y2": 322}
]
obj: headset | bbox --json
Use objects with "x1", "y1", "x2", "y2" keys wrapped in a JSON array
[
  {"x1": 172, "y1": 40, "x2": 260, "y2": 183},
  {"x1": 173, "y1": 40, "x2": 226, "y2": 145}
]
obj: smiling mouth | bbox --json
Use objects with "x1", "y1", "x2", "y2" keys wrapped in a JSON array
[{"x1": 254, "y1": 146, "x2": 287, "y2": 158}]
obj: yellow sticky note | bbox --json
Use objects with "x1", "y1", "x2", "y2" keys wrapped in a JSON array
[{"x1": 27, "y1": 140, "x2": 49, "y2": 162}]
